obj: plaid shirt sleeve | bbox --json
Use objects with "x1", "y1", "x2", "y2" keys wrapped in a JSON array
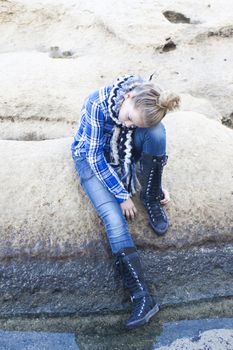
[{"x1": 85, "y1": 98, "x2": 130, "y2": 204}]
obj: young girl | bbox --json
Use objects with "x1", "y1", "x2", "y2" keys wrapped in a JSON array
[{"x1": 71, "y1": 74, "x2": 180, "y2": 330}]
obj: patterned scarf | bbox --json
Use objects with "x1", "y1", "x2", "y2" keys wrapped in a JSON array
[{"x1": 108, "y1": 74, "x2": 145, "y2": 195}]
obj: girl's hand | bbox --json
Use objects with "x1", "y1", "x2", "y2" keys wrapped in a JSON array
[
  {"x1": 160, "y1": 188, "x2": 170, "y2": 205},
  {"x1": 120, "y1": 197, "x2": 137, "y2": 221}
]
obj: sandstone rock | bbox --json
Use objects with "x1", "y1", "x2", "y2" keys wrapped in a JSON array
[
  {"x1": 0, "y1": 0, "x2": 233, "y2": 134},
  {"x1": 0, "y1": 112, "x2": 232, "y2": 258},
  {"x1": 180, "y1": 93, "x2": 221, "y2": 121},
  {"x1": 156, "y1": 329, "x2": 233, "y2": 350},
  {"x1": 0, "y1": 51, "x2": 222, "y2": 140},
  {"x1": 0, "y1": 0, "x2": 233, "y2": 331}
]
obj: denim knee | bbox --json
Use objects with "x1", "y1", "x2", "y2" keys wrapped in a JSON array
[
  {"x1": 146, "y1": 122, "x2": 166, "y2": 143},
  {"x1": 133, "y1": 122, "x2": 166, "y2": 156},
  {"x1": 99, "y1": 202, "x2": 127, "y2": 232}
]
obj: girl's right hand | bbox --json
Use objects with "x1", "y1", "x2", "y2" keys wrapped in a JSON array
[{"x1": 120, "y1": 198, "x2": 137, "y2": 221}]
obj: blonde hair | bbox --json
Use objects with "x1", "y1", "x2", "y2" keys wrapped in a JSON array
[{"x1": 131, "y1": 83, "x2": 180, "y2": 127}]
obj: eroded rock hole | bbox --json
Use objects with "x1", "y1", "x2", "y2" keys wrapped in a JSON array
[
  {"x1": 162, "y1": 39, "x2": 176, "y2": 52},
  {"x1": 163, "y1": 10, "x2": 191, "y2": 24},
  {"x1": 222, "y1": 112, "x2": 233, "y2": 129}
]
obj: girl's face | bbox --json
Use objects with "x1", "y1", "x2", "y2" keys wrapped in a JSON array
[{"x1": 118, "y1": 93, "x2": 145, "y2": 128}]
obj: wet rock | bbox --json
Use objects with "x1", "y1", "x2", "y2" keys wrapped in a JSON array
[
  {"x1": 0, "y1": 244, "x2": 233, "y2": 317},
  {"x1": 154, "y1": 318, "x2": 233, "y2": 349},
  {"x1": 75, "y1": 318, "x2": 233, "y2": 349},
  {"x1": 156, "y1": 328, "x2": 233, "y2": 349}
]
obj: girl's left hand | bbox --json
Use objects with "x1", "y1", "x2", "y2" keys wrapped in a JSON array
[{"x1": 160, "y1": 188, "x2": 170, "y2": 205}]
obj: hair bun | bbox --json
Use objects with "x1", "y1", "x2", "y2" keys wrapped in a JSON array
[{"x1": 158, "y1": 91, "x2": 181, "y2": 112}]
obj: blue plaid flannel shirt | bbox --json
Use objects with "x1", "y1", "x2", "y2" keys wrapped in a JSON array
[{"x1": 71, "y1": 85, "x2": 130, "y2": 203}]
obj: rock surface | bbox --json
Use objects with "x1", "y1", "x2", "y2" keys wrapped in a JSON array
[
  {"x1": 154, "y1": 318, "x2": 233, "y2": 349},
  {"x1": 1, "y1": 245, "x2": 233, "y2": 317},
  {"x1": 1, "y1": 316, "x2": 233, "y2": 350},
  {"x1": 0, "y1": 110, "x2": 232, "y2": 326},
  {"x1": 0, "y1": 0, "x2": 233, "y2": 143},
  {"x1": 156, "y1": 329, "x2": 233, "y2": 350},
  {"x1": 0, "y1": 112, "x2": 232, "y2": 257},
  {"x1": 1, "y1": 319, "x2": 233, "y2": 350},
  {"x1": 76, "y1": 318, "x2": 233, "y2": 350},
  {"x1": 0, "y1": 0, "x2": 233, "y2": 343}
]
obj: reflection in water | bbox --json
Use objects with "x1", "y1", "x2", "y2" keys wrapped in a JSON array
[{"x1": 1, "y1": 304, "x2": 233, "y2": 350}]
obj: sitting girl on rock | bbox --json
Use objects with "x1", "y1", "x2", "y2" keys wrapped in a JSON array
[{"x1": 71, "y1": 74, "x2": 180, "y2": 330}]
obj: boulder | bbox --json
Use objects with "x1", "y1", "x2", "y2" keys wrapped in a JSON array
[
  {"x1": 1, "y1": 113, "x2": 232, "y2": 320},
  {"x1": 0, "y1": 112, "x2": 232, "y2": 258},
  {"x1": 0, "y1": 52, "x2": 223, "y2": 141},
  {"x1": 1, "y1": 0, "x2": 233, "y2": 140},
  {"x1": 156, "y1": 329, "x2": 233, "y2": 350},
  {"x1": 0, "y1": 0, "x2": 233, "y2": 330}
]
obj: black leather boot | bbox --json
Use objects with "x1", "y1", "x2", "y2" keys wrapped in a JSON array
[
  {"x1": 114, "y1": 246, "x2": 159, "y2": 330},
  {"x1": 140, "y1": 152, "x2": 169, "y2": 236}
]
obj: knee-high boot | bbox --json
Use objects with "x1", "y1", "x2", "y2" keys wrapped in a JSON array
[
  {"x1": 114, "y1": 246, "x2": 159, "y2": 330},
  {"x1": 140, "y1": 152, "x2": 169, "y2": 235}
]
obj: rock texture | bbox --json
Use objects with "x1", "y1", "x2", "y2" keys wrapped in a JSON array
[
  {"x1": 154, "y1": 318, "x2": 233, "y2": 350},
  {"x1": 0, "y1": 0, "x2": 233, "y2": 143},
  {"x1": 1, "y1": 245, "x2": 233, "y2": 317},
  {"x1": 0, "y1": 112, "x2": 232, "y2": 257},
  {"x1": 76, "y1": 318, "x2": 233, "y2": 350},
  {"x1": 0, "y1": 0, "x2": 233, "y2": 342},
  {"x1": 156, "y1": 329, "x2": 233, "y2": 350}
]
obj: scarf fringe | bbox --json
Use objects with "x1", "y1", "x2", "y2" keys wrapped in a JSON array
[
  {"x1": 108, "y1": 74, "x2": 145, "y2": 196},
  {"x1": 110, "y1": 127, "x2": 121, "y2": 165}
]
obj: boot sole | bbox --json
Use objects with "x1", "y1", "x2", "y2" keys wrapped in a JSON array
[{"x1": 126, "y1": 304, "x2": 160, "y2": 330}]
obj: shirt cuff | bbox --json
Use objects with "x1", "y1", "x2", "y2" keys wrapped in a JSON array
[{"x1": 115, "y1": 192, "x2": 131, "y2": 204}]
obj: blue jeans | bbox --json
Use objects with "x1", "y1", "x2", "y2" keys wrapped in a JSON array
[{"x1": 72, "y1": 122, "x2": 166, "y2": 254}]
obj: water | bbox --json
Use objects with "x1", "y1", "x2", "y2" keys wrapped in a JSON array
[
  {"x1": 1, "y1": 299, "x2": 233, "y2": 350},
  {"x1": 0, "y1": 330, "x2": 79, "y2": 350},
  {"x1": 1, "y1": 318, "x2": 233, "y2": 349}
]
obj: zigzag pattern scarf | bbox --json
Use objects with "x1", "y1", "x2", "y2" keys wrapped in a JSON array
[{"x1": 108, "y1": 74, "x2": 145, "y2": 195}]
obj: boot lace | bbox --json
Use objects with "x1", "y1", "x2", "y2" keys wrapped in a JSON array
[
  {"x1": 131, "y1": 296, "x2": 146, "y2": 317},
  {"x1": 125, "y1": 261, "x2": 144, "y2": 293},
  {"x1": 115, "y1": 255, "x2": 144, "y2": 293},
  {"x1": 146, "y1": 201, "x2": 167, "y2": 221}
]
